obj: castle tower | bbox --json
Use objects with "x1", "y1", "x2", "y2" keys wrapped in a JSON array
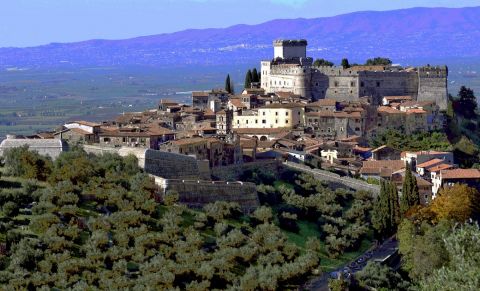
[{"x1": 273, "y1": 39, "x2": 307, "y2": 60}]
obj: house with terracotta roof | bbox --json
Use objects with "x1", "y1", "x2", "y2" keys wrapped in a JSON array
[
  {"x1": 227, "y1": 98, "x2": 247, "y2": 112},
  {"x1": 305, "y1": 99, "x2": 338, "y2": 112},
  {"x1": 359, "y1": 160, "x2": 406, "y2": 180},
  {"x1": 401, "y1": 150, "x2": 454, "y2": 167},
  {"x1": 432, "y1": 168, "x2": 480, "y2": 197},
  {"x1": 98, "y1": 126, "x2": 174, "y2": 150},
  {"x1": 416, "y1": 158, "x2": 454, "y2": 176},
  {"x1": 382, "y1": 96, "x2": 413, "y2": 106}
]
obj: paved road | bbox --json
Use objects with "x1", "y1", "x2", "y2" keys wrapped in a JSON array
[{"x1": 302, "y1": 237, "x2": 399, "y2": 291}]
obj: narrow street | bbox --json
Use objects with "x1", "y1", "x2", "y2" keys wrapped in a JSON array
[{"x1": 303, "y1": 237, "x2": 399, "y2": 291}]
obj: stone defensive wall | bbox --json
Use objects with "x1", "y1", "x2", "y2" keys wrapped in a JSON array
[
  {"x1": 211, "y1": 160, "x2": 283, "y2": 181},
  {"x1": 84, "y1": 145, "x2": 260, "y2": 210},
  {"x1": 83, "y1": 145, "x2": 204, "y2": 179},
  {"x1": 151, "y1": 175, "x2": 260, "y2": 212},
  {"x1": 283, "y1": 161, "x2": 380, "y2": 195}
]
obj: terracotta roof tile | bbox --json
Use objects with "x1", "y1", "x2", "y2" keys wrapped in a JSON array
[
  {"x1": 416, "y1": 158, "x2": 445, "y2": 168},
  {"x1": 307, "y1": 99, "x2": 337, "y2": 107},
  {"x1": 429, "y1": 163, "x2": 455, "y2": 172},
  {"x1": 377, "y1": 106, "x2": 405, "y2": 114},
  {"x1": 441, "y1": 169, "x2": 480, "y2": 179}
]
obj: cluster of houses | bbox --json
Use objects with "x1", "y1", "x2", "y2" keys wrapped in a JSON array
[
  {"x1": 360, "y1": 146, "x2": 480, "y2": 204},
  {"x1": 0, "y1": 84, "x2": 477, "y2": 206}
]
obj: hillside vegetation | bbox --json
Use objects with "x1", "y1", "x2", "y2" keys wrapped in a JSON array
[{"x1": 0, "y1": 148, "x2": 374, "y2": 289}]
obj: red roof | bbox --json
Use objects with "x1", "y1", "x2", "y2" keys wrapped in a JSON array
[
  {"x1": 441, "y1": 169, "x2": 480, "y2": 179},
  {"x1": 416, "y1": 158, "x2": 444, "y2": 168}
]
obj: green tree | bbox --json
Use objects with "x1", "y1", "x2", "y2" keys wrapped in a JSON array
[
  {"x1": 244, "y1": 69, "x2": 253, "y2": 89},
  {"x1": 313, "y1": 58, "x2": 334, "y2": 67},
  {"x1": 225, "y1": 74, "x2": 232, "y2": 94},
  {"x1": 419, "y1": 223, "x2": 480, "y2": 290},
  {"x1": 3, "y1": 146, "x2": 53, "y2": 181},
  {"x1": 3, "y1": 201, "x2": 19, "y2": 217},
  {"x1": 400, "y1": 163, "x2": 420, "y2": 215},
  {"x1": 355, "y1": 261, "x2": 409, "y2": 290},
  {"x1": 365, "y1": 57, "x2": 392, "y2": 66},
  {"x1": 398, "y1": 219, "x2": 451, "y2": 280},
  {"x1": 341, "y1": 58, "x2": 350, "y2": 69},
  {"x1": 372, "y1": 180, "x2": 400, "y2": 239},
  {"x1": 251, "y1": 68, "x2": 260, "y2": 83},
  {"x1": 457, "y1": 86, "x2": 477, "y2": 118}
]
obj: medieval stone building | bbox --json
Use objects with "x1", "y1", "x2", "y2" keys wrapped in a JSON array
[{"x1": 261, "y1": 40, "x2": 448, "y2": 110}]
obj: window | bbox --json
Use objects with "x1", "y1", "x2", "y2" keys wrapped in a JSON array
[
  {"x1": 350, "y1": 81, "x2": 355, "y2": 87},
  {"x1": 275, "y1": 119, "x2": 278, "y2": 124},
  {"x1": 263, "y1": 112, "x2": 266, "y2": 116},
  {"x1": 286, "y1": 112, "x2": 289, "y2": 116},
  {"x1": 237, "y1": 120, "x2": 240, "y2": 124},
  {"x1": 334, "y1": 81, "x2": 339, "y2": 87},
  {"x1": 376, "y1": 81, "x2": 381, "y2": 87},
  {"x1": 262, "y1": 120, "x2": 266, "y2": 124},
  {"x1": 246, "y1": 120, "x2": 248, "y2": 124},
  {"x1": 255, "y1": 119, "x2": 258, "y2": 124},
  {"x1": 286, "y1": 120, "x2": 289, "y2": 124},
  {"x1": 360, "y1": 81, "x2": 365, "y2": 87},
  {"x1": 275, "y1": 112, "x2": 278, "y2": 116}
]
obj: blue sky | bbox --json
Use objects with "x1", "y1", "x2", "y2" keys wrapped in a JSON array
[{"x1": 1, "y1": 0, "x2": 479, "y2": 47}]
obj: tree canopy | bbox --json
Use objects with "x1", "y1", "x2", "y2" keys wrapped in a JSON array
[{"x1": 365, "y1": 57, "x2": 392, "y2": 66}]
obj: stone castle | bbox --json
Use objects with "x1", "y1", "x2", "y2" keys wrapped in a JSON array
[{"x1": 261, "y1": 40, "x2": 448, "y2": 110}]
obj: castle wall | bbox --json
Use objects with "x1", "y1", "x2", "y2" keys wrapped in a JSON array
[
  {"x1": 358, "y1": 71, "x2": 419, "y2": 105},
  {"x1": 211, "y1": 160, "x2": 282, "y2": 181},
  {"x1": 144, "y1": 150, "x2": 203, "y2": 180},
  {"x1": 161, "y1": 179, "x2": 260, "y2": 212},
  {"x1": 417, "y1": 66, "x2": 448, "y2": 110}
]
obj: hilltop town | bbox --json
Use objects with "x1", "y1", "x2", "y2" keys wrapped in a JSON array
[{"x1": 1, "y1": 39, "x2": 475, "y2": 205}]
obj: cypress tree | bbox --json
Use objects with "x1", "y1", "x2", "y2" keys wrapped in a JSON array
[
  {"x1": 252, "y1": 68, "x2": 260, "y2": 83},
  {"x1": 388, "y1": 181, "x2": 401, "y2": 227},
  {"x1": 225, "y1": 74, "x2": 232, "y2": 94},
  {"x1": 372, "y1": 180, "x2": 391, "y2": 239},
  {"x1": 401, "y1": 162, "x2": 420, "y2": 215},
  {"x1": 230, "y1": 78, "x2": 235, "y2": 95},
  {"x1": 244, "y1": 70, "x2": 252, "y2": 89}
]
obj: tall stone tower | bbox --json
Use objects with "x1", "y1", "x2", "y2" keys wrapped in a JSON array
[
  {"x1": 261, "y1": 40, "x2": 313, "y2": 99},
  {"x1": 273, "y1": 39, "x2": 307, "y2": 60}
]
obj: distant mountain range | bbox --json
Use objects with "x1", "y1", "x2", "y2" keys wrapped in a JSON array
[{"x1": 1, "y1": 6, "x2": 479, "y2": 68}]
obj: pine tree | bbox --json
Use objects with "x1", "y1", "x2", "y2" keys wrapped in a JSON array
[
  {"x1": 244, "y1": 70, "x2": 253, "y2": 89},
  {"x1": 401, "y1": 163, "x2": 420, "y2": 215},
  {"x1": 225, "y1": 74, "x2": 232, "y2": 94},
  {"x1": 252, "y1": 68, "x2": 260, "y2": 83}
]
